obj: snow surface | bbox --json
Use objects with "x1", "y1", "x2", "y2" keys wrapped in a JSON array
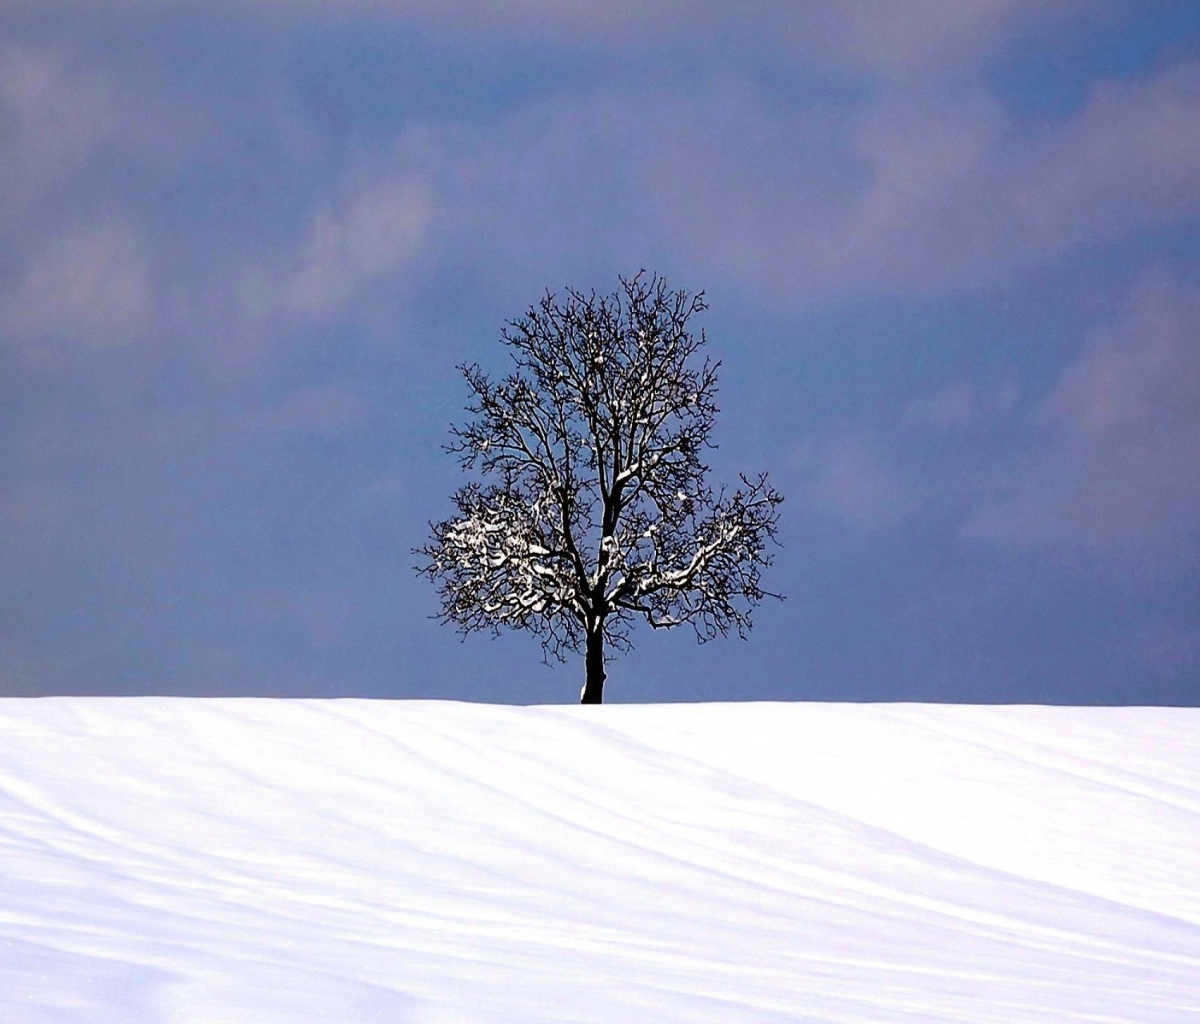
[{"x1": 2, "y1": 698, "x2": 1198, "y2": 1023}]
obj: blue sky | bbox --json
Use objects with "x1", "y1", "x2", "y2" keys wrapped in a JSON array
[{"x1": 2, "y1": 0, "x2": 1198, "y2": 703}]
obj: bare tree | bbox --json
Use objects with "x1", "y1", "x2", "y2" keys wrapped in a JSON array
[{"x1": 418, "y1": 273, "x2": 783, "y2": 704}]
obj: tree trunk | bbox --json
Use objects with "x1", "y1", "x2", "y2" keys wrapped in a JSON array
[{"x1": 580, "y1": 628, "x2": 605, "y2": 704}]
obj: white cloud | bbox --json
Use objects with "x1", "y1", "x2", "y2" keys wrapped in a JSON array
[
  {"x1": 4, "y1": 9, "x2": 1179, "y2": 334},
  {"x1": 235, "y1": 171, "x2": 430, "y2": 326},
  {"x1": 643, "y1": 61, "x2": 1200, "y2": 301},
  {"x1": 833, "y1": 0, "x2": 1101, "y2": 72},
  {"x1": 1, "y1": 217, "x2": 153, "y2": 348},
  {"x1": 0, "y1": 0, "x2": 693, "y2": 43},
  {"x1": 0, "y1": 47, "x2": 119, "y2": 215},
  {"x1": 1009, "y1": 63, "x2": 1200, "y2": 252},
  {"x1": 906, "y1": 379, "x2": 1020, "y2": 430},
  {"x1": 0, "y1": 1, "x2": 1108, "y2": 74},
  {"x1": 158, "y1": 161, "x2": 432, "y2": 382},
  {"x1": 339, "y1": 60, "x2": 1200, "y2": 312},
  {"x1": 966, "y1": 269, "x2": 1200, "y2": 557}
]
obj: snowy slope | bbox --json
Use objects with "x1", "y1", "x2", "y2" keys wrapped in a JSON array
[{"x1": 1, "y1": 699, "x2": 1198, "y2": 1023}]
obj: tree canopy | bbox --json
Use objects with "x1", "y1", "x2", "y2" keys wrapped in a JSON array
[{"x1": 418, "y1": 273, "x2": 782, "y2": 703}]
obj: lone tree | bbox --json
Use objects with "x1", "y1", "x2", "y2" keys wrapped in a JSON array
[{"x1": 418, "y1": 273, "x2": 783, "y2": 704}]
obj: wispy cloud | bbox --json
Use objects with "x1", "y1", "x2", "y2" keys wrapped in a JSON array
[
  {"x1": 831, "y1": 0, "x2": 1101, "y2": 72},
  {"x1": 234, "y1": 171, "x2": 430, "y2": 327},
  {"x1": 379, "y1": 52, "x2": 1200, "y2": 310},
  {"x1": 967, "y1": 268, "x2": 1200, "y2": 560},
  {"x1": 643, "y1": 62, "x2": 1200, "y2": 300},
  {"x1": 0, "y1": 47, "x2": 119, "y2": 216},
  {"x1": 2, "y1": 217, "x2": 153, "y2": 348},
  {"x1": 906, "y1": 379, "x2": 1020, "y2": 430},
  {"x1": 0, "y1": 0, "x2": 1106, "y2": 74}
]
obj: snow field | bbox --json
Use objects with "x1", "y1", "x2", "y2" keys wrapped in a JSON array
[{"x1": 1, "y1": 698, "x2": 1198, "y2": 1022}]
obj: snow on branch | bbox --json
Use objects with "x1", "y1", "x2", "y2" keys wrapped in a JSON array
[{"x1": 610, "y1": 473, "x2": 783, "y2": 640}]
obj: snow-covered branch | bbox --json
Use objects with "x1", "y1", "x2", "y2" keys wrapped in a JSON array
[{"x1": 417, "y1": 483, "x2": 587, "y2": 660}]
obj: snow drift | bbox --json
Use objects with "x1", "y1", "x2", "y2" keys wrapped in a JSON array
[{"x1": 1, "y1": 698, "x2": 1198, "y2": 1023}]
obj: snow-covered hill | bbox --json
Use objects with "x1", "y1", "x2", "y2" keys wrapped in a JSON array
[{"x1": 2, "y1": 699, "x2": 1198, "y2": 1023}]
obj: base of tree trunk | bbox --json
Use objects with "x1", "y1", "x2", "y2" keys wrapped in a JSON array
[
  {"x1": 581, "y1": 632, "x2": 605, "y2": 704},
  {"x1": 580, "y1": 679, "x2": 604, "y2": 704}
]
